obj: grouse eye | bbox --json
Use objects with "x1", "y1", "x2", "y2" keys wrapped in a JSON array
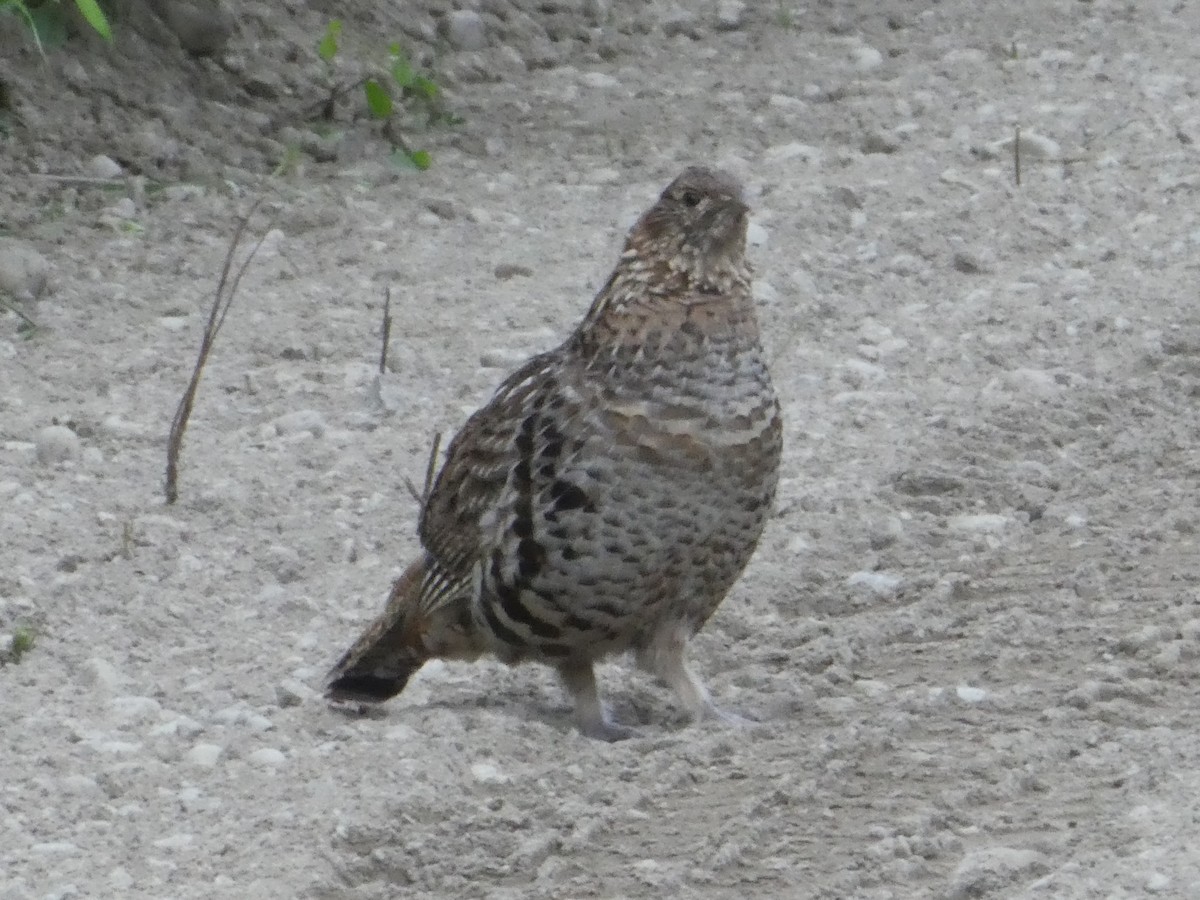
[{"x1": 680, "y1": 190, "x2": 702, "y2": 207}]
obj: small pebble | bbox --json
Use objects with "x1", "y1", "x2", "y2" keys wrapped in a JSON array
[
  {"x1": 481, "y1": 347, "x2": 532, "y2": 369},
  {"x1": 107, "y1": 198, "x2": 137, "y2": 220},
  {"x1": 952, "y1": 249, "x2": 994, "y2": 275},
  {"x1": 862, "y1": 131, "x2": 899, "y2": 154},
  {"x1": 494, "y1": 263, "x2": 533, "y2": 280},
  {"x1": 1146, "y1": 872, "x2": 1171, "y2": 892},
  {"x1": 580, "y1": 71, "x2": 621, "y2": 89},
  {"x1": 248, "y1": 747, "x2": 287, "y2": 768},
  {"x1": 764, "y1": 142, "x2": 821, "y2": 164},
  {"x1": 852, "y1": 45, "x2": 884, "y2": 71},
  {"x1": 162, "y1": 0, "x2": 234, "y2": 55},
  {"x1": 442, "y1": 10, "x2": 487, "y2": 51},
  {"x1": 271, "y1": 409, "x2": 326, "y2": 438},
  {"x1": 990, "y1": 130, "x2": 1061, "y2": 160},
  {"x1": 187, "y1": 743, "x2": 223, "y2": 767},
  {"x1": 471, "y1": 761, "x2": 510, "y2": 784},
  {"x1": 948, "y1": 513, "x2": 1009, "y2": 534},
  {"x1": 88, "y1": 154, "x2": 122, "y2": 179},
  {"x1": 955, "y1": 685, "x2": 988, "y2": 703},
  {"x1": 715, "y1": 0, "x2": 747, "y2": 30},
  {"x1": 36, "y1": 425, "x2": 81, "y2": 465},
  {"x1": 0, "y1": 239, "x2": 50, "y2": 303},
  {"x1": 847, "y1": 571, "x2": 903, "y2": 597},
  {"x1": 152, "y1": 833, "x2": 194, "y2": 850}
]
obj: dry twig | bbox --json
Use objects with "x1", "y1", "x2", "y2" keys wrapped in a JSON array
[
  {"x1": 403, "y1": 431, "x2": 442, "y2": 508},
  {"x1": 1014, "y1": 125, "x2": 1022, "y2": 187},
  {"x1": 379, "y1": 287, "x2": 393, "y2": 374},
  {"x1": 164, "y1": 198, "x2": 276, "y2": 504}
]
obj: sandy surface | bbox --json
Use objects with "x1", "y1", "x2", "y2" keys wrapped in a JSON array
[{"x1": 4, "y1": 1, "x2": 1200, "y2": 897}]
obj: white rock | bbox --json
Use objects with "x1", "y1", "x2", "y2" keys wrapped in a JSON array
[
  {"x1": 715, "y1": 0, "x2": 747, "y2": 30},
  {"x1": 442, "y1": 10, "x2": 487, "y2": 50},
  {"x1": 88, "y1": 154, "x2": 123, "y2": 178},
  {"x1": 187, "y1": 743, "x2": 223, "y2": 767},
  {"x1": 244, "y1": 713, "x2": 274, "y2": 733},
  {"x1": 847, "y1": 571, "x2": 903, "y2": 597},
  {"x1": 107, "y1": 198, "x2": 137, "y2": 220},
  {"x1": 989, "y1": 130, "x2": 1060, "y2": 160},
  {"x1": 764, "y1": 142, "x2": 821, "y2": 164},
  {"x1": 247, "y1": 747, "x2": 287, "y2": 767},
  {"x1": 746, "y1": 221, "x2": 769, "y2": 247},
  {"x1": 271, "y1": 409, "x2": 326, "y2": 438},
  {"x1": 109, "y1": 868, "x2": 134, "y2": 890},
  {"x1": 858, "y1": 320, "x2": 893, "y2": 343},
  {"x1": 152, "y1": 833, "x2": 194, "y2": 850},
  {"x1": 480, "y1": 347, "x2": 530, "y2": 369},
  {"x1": 275, "y1": 679, "x2": 315, "y2": 707},
  {"x1": 1146, "y1": 872, "x2": 1171, "y2": 892},
  {"x1": 948, "y1": 513, "x2": 1009, "y2": 534},
  {"x1": 852, "y1": 45, "x2": 884, "y2": 71},
  {"x1": 471, "y1": 760, "x2": 510, "y2": 784},
  {"x1": 580, "y1": 71, "x2": 621, "y2": 89},
  {"x1": 838, "y1": 359, "x2": 886, "y2": 387},
  {"x1": 150, "y1": 715, "x2": 204, "y2": 738},
  {"x1": 31, "y1": 841, "x2": 81, "y2": 855},
  {"x1": 36, "y1": 425, "x2": 80, "y2": 464},
  {"x1": 956, "y1": 685, "x2": 988, "y2": 703},
  {"x1": 0, "y1": 239, "x2": 50, "y2": 302}
]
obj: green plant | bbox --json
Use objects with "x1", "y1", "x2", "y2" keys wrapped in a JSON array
[
  {"x1": 314, "y1": 20, "x2": 458, "y2": 170},
  {"x1": 2, "y1": 0, "x2": 112, "y2": 53},
  {"x1": 7, "y1": 626, "x2": 35, "y2": 664}
]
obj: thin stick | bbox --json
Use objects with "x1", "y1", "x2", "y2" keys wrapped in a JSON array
[
  {"x1": 164, "y1": 198, "x2": 276, "y2": 505},
  {"x1": 422, "y1": 432, "x2": 442, "y2": 502},
  {"x1": 29, "y1": 174, "x2": 124, "y2": 185},
  {"x1": 1013, "y1": 125, "x2": 1022, "y2": 187},
  {"x1": 379, "y1": 287, "x2": 393, "y2": 374},
  {"x1": 402, "y1": 431, "x2": 442, "y2": 508}
]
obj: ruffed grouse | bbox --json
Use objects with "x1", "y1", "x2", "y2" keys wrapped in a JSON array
[{"x1": 326, "y1": 166, "x2": 782, "y2": 740}]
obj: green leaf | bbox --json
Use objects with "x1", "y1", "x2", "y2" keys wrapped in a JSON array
[
  {"x1": 73, "y1": 0, "x2": 111, "y2": 40},
  {"x1": 318, "y1": 19, "x2": 341, "y2": 61},
  {"x1": 2, "y1": 1, "x2": 42, "y2": 54},
  {"x1": 363, "y1": 79, "x2": 392, "y2": 119},
  {"x1": 390, "y1": 147, "x2": 431, "y2": 171},
  {"x1": 390, "y1": 51, "x2": 414, "y2": 88},
  {"x1": 411, "y1": 75, "x2": 438, "y2": 101},
  {"x1": 28, "y1": 3, "x2": 68, "y2": 49}
]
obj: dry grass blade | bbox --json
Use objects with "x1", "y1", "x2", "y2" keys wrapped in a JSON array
[
  {"x1": 379, "y1": 286, "x2": 393, "y2": 374},
  {"x1": 402, "y1": 431, "x2": 442, "y2": 508},
  {"x1": 1014, "y1": 124, "x2": 1022, "y2": 187},
  {"x1": 164, "y1": 198, "x2": 276, "y2": 505}
]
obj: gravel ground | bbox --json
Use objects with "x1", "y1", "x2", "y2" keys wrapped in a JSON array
[{"x1": 4, "y1": 1, "x2": 1200, "y2": 897}]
